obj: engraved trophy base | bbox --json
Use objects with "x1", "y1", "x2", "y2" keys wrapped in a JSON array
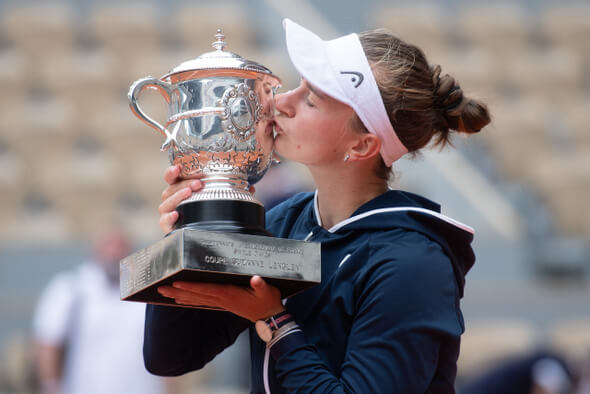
[{"x1": 120, "y1": 200, "x2": 321, "y2": 309}]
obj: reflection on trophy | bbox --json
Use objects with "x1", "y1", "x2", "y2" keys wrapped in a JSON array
[{"x1": 120, "y1": 30, "x2": 320, "y2": 308}]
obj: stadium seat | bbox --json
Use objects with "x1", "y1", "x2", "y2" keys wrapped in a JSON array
[
  {"x1": 564, "y1": 96, "x2": 590, "y2": 147},
  {"x1": 85, "y1": 91, "x2": 166, "y2": 155},
  {"x1": 173, "y1": 3, "x2": 256, "y2": 55},
  {"x1": 4, "y1": 199, "x2": 74, "y2": 245},
  {"x1": 0, "y1": 50, "x2": 28, "y2": 105},
  {"x1": 455, "y1": 3, "x2": 530, "y2": 54},
  {"x1": 0, "y1": 96, "x2": 76, "y2": 160},
  {"x1": 116, "y1": 197, "x2": 163, "y2": 245},
  {"x1": 38, "y1": 49, "x2": 117, "y2": 109},
  {"x1": 247, "y1": 48, "x2": 299, "y2": 90},
  {"x1": 432, "y1": 48, "x2": 498, "y2": 99},
  {"x1": 548, "y1": 318, "x2": 590, "y2": 360},
  {"x1": 0, "y1": 334, "x2": 35, "y2": 392},
  {"x1": 501, "y1": 49, "x2": 583, "y2": 103},
  {"x1": 0, "y1": 3, "x2": 75, "y2": 57},
  {"x1": 88, "y1": 3, "x2": 162, "y2": 58},
  {"x1": 539, "y1": 4, "x2": 590, "y2": 54},
  {"x1": 0, "y1": 145, "x2": 24, "y2": 191},
  {"x1": 458, "y1": 319, "x2": 539, "y2": 378},
  {"x1": 527, "y1": 149, "x2": 590, "y2": 236},
  {"x1": 368, "y1": 3, "x2": 449, "y2": 58},
  {"x1": 482, "y1": 98, "x2": 554, "y2": 180}
]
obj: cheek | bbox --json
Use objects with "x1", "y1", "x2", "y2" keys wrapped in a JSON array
[{"x1": 276, "y1": 109, "x2": 349, "y2": 159}]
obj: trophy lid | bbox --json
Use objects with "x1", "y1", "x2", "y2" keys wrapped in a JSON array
[{"x1": 162, "y1": 29, "x2": 280, "y2": 83}]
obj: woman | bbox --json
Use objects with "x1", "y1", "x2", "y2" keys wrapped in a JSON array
[{"x1": 144, "y1": 19, "x2": 491, "y2": 393}]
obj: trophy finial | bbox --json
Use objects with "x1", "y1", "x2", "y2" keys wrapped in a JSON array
[{"x1": 212, "y1": 29, "x2": 226, "y2": 51}]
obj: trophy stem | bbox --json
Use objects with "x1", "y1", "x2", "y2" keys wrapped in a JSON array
[
  {"x1": 178, "y1": 175, "x2": 263, "y2": 206},
  {"x1": 174, "y1": 200, "x2": 268, "y2": 235}
]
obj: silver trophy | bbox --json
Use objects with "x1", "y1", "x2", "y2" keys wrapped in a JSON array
[{"x1": 120, "y1": 30, "x2": 320, "y2": 308}]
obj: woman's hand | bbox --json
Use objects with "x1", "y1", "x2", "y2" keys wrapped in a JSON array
[
  {"x1": 157, "y1": 275, "x2": 285, "y2": 322},
  {"x1": 158, "y1": 166, "x2": 274, "y2": 320},
  {"x1": 158, "y1": 164, "x2": 256, "y2": 233},
  {"x1": 158, "y1": 165, "x2": 204, "y2": 233}
]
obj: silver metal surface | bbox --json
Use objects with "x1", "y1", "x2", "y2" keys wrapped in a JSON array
[
  {"x1": 162, "y1": 30, "x2": 277, "y2": 79},
  {"x1": 120, "y1": 228, "x2": 321, "y2": 308},
  {"x1": 128, "y1": 29, "x2": 281, "y2": 206}
]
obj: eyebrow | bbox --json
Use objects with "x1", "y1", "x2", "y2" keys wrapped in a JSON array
[{"x1": 304, "y1": 80, "x2": 327, "y2": 100}]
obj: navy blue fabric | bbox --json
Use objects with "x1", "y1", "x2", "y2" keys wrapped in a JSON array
[{"x1": 143, "y1": 190, "x2": 475, "y2": 393}]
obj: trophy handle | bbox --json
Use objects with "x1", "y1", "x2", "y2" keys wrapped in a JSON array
[{"x1": 128, "y1": 77, "x2": 175, "y2": 144}]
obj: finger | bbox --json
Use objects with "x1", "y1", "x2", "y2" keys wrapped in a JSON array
[
  {"x1": 161, "y1": 179, "x2": 202, "y2": 202},
  {"x1": 163, "y1": 165, "x2": 205, "y2": 185},
  {"x1": 249, "y1": 276, "x2": 277, "y2": 300},
  {"x1": 250, "y1": 276, "x2": 282, "y2": 305},
  {"x1": 159, "y1": 211, "x2": 179, "y2": 234},
  {"x1": 159, "y1": 187, "x2": 192, "y2": 215},
  {"x1": 156, "y1": 285, "x2": 183, "y2": 299},
  {"x1": 250, "y1": 275, "x2": 264, "y2": 290},
  {"x1": 158, "y1": 285, "x2": 222, "y2": 307},
  {"x1": 172, "y1": 281, "x2": 230, "y2": 296},
  {"x1": 163, "y1": 165, "x2": 182, "y2": 186},
  {"x1": 172, "y1": 282, "x2": 249, "y2": 307},
  {"x1": 174, "y1": 293, "x2": 220, "y2": 306},
  {"x1": 251, "y1": 275, "x2": 275, "y2": 293},
  {"x1": 157, "y1": 285, "x2": 210, "y2": 300}
]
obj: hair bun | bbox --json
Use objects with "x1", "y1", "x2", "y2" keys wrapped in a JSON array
[{"x1": 431, "y1": 65, "x2": 490, "y2": 136}]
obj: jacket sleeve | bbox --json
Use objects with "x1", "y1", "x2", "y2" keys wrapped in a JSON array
[
  {"x1": 143, "y1": 304, "x2": 250, "y2": 376},
  {"x1": 269, "y1": 239, "x2": 463, "y2": 393}
]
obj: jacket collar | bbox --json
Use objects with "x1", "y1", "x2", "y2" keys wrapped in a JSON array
[{"x1": 313, "y1": 189, "x2": 473, "y2": 235}]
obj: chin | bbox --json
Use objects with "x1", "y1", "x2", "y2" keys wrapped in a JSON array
[{"x1": 273, "y1": 138, "x2": 290, "y2": 158}]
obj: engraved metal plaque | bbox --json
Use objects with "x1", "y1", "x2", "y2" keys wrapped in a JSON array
[{"x1": 120, "y1": 228, "x2": 321, "y2": 308}]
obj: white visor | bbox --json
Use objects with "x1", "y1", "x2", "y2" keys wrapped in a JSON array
[{"x1": 283, "y1": 18, "x2": 408, "y2": 166}]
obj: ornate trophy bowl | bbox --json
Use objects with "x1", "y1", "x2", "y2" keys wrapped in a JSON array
[
  {"x1": 128, "y1": 30, "x2": 279, "y2": 233},
  {"x1": 121, "y1": 30, "x2": 320, "y2": 308}
]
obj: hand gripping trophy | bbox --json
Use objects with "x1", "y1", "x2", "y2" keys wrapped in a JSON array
[{"x1": 120, "y1": 30, "x2": 320, "y2": 308}]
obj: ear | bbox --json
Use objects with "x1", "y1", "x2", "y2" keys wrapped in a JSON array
[{"x1": 348, "y1": 133, "x2": 382, "y2": 162}]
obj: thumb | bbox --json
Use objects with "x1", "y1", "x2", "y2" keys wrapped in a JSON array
[{"x1": 250, "y1": 275, "x2": 266, "y2": 292}]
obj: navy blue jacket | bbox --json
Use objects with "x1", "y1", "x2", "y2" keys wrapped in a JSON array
[{"x1": 144, "y1": 190, "x2": 475, "y2": 393}]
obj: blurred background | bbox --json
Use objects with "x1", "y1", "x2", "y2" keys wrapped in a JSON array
[{"x1": 0, "y1": 0, "x2": 589, "y2": 393}]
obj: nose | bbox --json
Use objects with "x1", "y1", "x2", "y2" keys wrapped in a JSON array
[{"x1": 274, "y1": 90, "x2": 295, "y2": 118}]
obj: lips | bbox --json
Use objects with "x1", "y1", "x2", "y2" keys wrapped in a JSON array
[
  {"x1": 260, "y1": 121, "x2": 274, "y2": 142},
  {"x1": 273, "y1": 120, "x2": 284, "y2": 135}
]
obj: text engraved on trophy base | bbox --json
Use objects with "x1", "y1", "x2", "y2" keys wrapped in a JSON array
[
  {"x1": 187, "y1": 230, "x2": 308, "y2": 279},
  {"x1": 202, "y1": 255, "x2": 303, "y2": 273},
  {"x1": 120, "y1": 228, "x2": 321, "y2": 304}
]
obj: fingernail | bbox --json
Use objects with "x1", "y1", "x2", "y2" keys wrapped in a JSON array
[{"x1": 190, "y1": 180, "x2": 201, "y2": 189}]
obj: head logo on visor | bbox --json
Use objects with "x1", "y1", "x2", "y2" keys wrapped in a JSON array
[
  {"x1": 340, "y1": 71, "x2": 364, "y2": 88},
  {"x1": 283, "y1": 18, "x2": 408, "y2": 166}
]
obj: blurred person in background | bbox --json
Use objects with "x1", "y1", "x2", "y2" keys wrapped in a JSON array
[
  {"x1": 32, "y1": 228, "x2": 169, "y2": 394},
  {"x1": 255, "y1": 163, "x2": 312, "y2": 210},
  {"x1": 459, "y1": 351, "x2": 573, "y2": 394},
  {"x1": 145, "y1": 18, "x2": 491, "y2": 393},
  {"x1": 458, "y1": 350, "x2": 590, "y2": 394}
]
